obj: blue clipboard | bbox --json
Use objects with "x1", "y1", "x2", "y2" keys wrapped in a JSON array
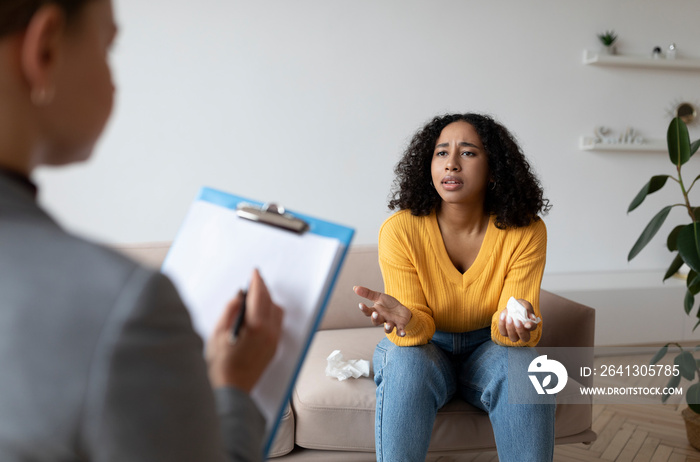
[{"x1": 162, "y1": 187, "x2": 354, "y2": 457}]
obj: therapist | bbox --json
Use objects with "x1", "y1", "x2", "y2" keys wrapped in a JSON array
[{"x1": 0, "y1": 1, "x2": 282, "y2": 461}]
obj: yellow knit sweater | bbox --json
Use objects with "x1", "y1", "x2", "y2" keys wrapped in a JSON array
[{"x1": 378, "y1": 210, "x2": 547, "y2": 347}]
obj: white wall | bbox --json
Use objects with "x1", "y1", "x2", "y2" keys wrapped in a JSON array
[{"x1": 36, "y1": 0, "x2": 700, "y2": 276}]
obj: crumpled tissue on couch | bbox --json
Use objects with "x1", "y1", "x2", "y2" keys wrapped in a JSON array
[{"x1": 325, "y1": 350, "x2": 370, "y2": 381}]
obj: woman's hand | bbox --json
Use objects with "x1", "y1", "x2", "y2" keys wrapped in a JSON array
[
  {"x1": 353, "y1": 286, "x2": 412, "y2": 337},
  {"x1": 206, "y1": 269, "x2": 284, "y2": 392},
  {"x1": 497, "y1": 298, "x2": 538, "y2": 344}
]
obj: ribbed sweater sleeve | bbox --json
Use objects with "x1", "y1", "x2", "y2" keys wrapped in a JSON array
[
  {"x1": 378, "y1": 215, "x2": 436, "y2": 346},
  {"x1": 489, "y1": 220, "x2": 547, "y2": 347}
]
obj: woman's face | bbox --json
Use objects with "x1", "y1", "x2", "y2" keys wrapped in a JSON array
[
  {"x1": 430, "y1": 120, "x2": 491, "y2": 208},
  {"x1": 42, "y1": 0, "x2": 117, "y2": 165}
]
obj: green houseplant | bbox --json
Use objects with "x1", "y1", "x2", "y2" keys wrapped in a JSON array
[
  {"x1": 627, "y1": 116, "x2": 700, "y2": 446},
  {"x1": 597, "y1": 30, "x2": 618, "y2": 55}
]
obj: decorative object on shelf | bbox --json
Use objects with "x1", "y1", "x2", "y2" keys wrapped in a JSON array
[
  {"x1": 579, "y1": 137, "x2": 666, "y2": 152},
  {"x1": 579, "y1": 127, "x2": 665, "y2": 152},
  {"x1": 652, "y1": 46, "x2": 663, "y2": 59},
  {"x1": 593, "y1": 126, "x2": 644, "y2": 145},
  {"x1": 579, "y1": 137, "x2": 665, "y2": 152},
  {"x1": 597, "y1": 30, "x2": 618, "y2": 55},
  {"x1": 677, "y1": 102, "x2": 697, "y2": 125},
  {"x1": 628, "y1": 116, "x2": 700, "y2": 446},
  {"x1": 668, "y1": 43, "x2": 678, "y2": 60},
  {"x1": 667, "y1": 100, "x2": 699, "y2": 125}
]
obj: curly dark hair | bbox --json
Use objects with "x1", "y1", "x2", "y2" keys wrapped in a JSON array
[
  {"x1": 0, "y1": 0, "x2": 94, "y2": 38},
  {"x1": 388, "y1": 113, "x2": 551, "y2": 228}
]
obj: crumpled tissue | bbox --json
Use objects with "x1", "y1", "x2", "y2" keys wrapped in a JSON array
[
  {"x1": 325, "y1": 350, "x2": 370, "y2": 381},
  {"x1": 506, "y1": 296, "x2": 541, "y2": 325}
]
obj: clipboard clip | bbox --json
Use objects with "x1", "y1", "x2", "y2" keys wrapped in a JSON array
[{"x1": 236, "y1": 202, "x2": 310, "y2": 234}]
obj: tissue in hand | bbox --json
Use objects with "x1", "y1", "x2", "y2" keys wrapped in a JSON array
[
  {"x1": 506, "y1": 296, "x2": 541, "y2": 325},
  {"x1": 325, "y1": 350, "x2": 370, "y2": 381}
]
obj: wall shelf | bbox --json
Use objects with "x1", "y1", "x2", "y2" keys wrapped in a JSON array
[
  {"x1": 582, "y1": 49, "x2": 700, "y2": 71},
  {"x1": 579, "y1": 136, "x2": 666, "y2": 152}
]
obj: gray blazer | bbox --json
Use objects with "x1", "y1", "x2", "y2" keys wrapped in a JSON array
[{"x1": 0, "y1": 172, "x2": 265, "y2": 461}]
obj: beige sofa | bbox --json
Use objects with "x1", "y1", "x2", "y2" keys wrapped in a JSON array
[{"x1": 116, "y1": 243, "x2": 597, "y2": 461}]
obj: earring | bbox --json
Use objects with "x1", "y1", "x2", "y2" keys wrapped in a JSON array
[
  {"x1": 489, "y1": 181, "x2": 497, "y2": 190},
  {"x1": 31, "y1": 86, "x2": 55, "y2": 107}
]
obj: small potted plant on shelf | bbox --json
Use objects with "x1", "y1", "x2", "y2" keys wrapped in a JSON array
[
  {"x1": 597, "y1": 30, "x2": 618, "y2": 55},
  {"x1": 627, "y1": 116, "x2": 700, "y2": 447}
]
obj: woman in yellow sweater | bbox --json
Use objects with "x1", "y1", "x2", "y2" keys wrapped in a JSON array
[{"x1": 354, "y1": 113, "x2": 554, "y2": 461}]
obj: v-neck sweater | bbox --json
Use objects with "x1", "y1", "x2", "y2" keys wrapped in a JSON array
[{"x1": 378, "y1": 209, "x2": 547, "y2": 347}]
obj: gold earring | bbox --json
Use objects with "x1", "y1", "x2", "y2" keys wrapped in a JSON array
[{"x1": 31, "y1": 86, "x2": 55, "y2": 106}]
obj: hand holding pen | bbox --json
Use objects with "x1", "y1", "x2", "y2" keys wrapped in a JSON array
[
  {"x1": 229, "y1": 289, "x2": 248, "y2": 344},
  {"x1": 206, "y1": 269, "x2": 284, "y2": 392}
]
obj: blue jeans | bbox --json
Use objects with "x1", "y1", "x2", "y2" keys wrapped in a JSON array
[{"x1": 373, "y1": 328, "x2": 555, "y2": 462}]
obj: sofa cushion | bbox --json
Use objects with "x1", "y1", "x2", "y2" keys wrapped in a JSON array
[
  {"x1": 293, "y1": 327, "x2": 592, "y2": 453},
  {"x1": 269, "y1": 402, "x2": 295, "y2": 457}
]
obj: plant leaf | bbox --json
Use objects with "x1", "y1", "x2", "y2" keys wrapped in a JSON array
[
  {"x1": 685, "y1": 290, "x2": 695, "y2": 314},
  {"x1": 688, "y1": 383, "x2": 700, "y2": 413},
  {"x1": 668, "y1": 117, "x2": 691, "y2": 167},
  {"x1": 628, "y1": 175, "x2": 671, "y2": 213},
  {"x1": 692, "y1": 139, "x2": 700, "y2": 157},
  {"x1": 678, "y1": 223, "x2": 700, "y2": 273},
  {"x1": 650, "y1": 345, "x2": 669, "y2": 364},
  {"x1": 690, "y1": 270, "x2": 700, "y2": 295},
  {"x1": 668, "y1": 225, "x2": 685, "y2": 251},
  {"x1": 663, "y1": 373, "x2": 682, "y2": 403},
  {"x1": 628, "y1": 206, "x2": 674, "y2": 261},
  {"x1": 687, "y1": 271, "x2": 699, "y2": 317},
  {"x1": 676, "y1": 351, "x2": 696, "y2": 380},
  {"x1": 664, "y1": 254, "x2": 685, "y2": 281}
]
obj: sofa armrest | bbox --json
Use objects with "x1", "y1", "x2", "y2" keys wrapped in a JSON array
[
  {"x1": 538, "y1": 289, "x2": 596, "y2": 387},
  {"x1": 112, "y1": 242, "x2": 171, "y2": 269},
  {"x1": 538, "y1": 289, "x2": 595, "y2": 348}
]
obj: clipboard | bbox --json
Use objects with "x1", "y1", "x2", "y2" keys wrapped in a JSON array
[{"x1": 161, "y1": 187, "x2": 354, "y2": 457}]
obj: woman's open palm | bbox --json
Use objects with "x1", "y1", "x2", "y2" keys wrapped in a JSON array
[{"x1": 353, "y1": 286, "x2": 412, "y2": 337}]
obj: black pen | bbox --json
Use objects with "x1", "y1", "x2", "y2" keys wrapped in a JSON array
[{"x1": 230, "y1": 290, "x2": 247, "y2": 343}]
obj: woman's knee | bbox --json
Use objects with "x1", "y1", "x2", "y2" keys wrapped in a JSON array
[
  {"x1": 461, "y1": 343, "x2": 556, "y2": 409},
  {"x1": 374, "y1": 338, "x2": 455, "y2": 401}
]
